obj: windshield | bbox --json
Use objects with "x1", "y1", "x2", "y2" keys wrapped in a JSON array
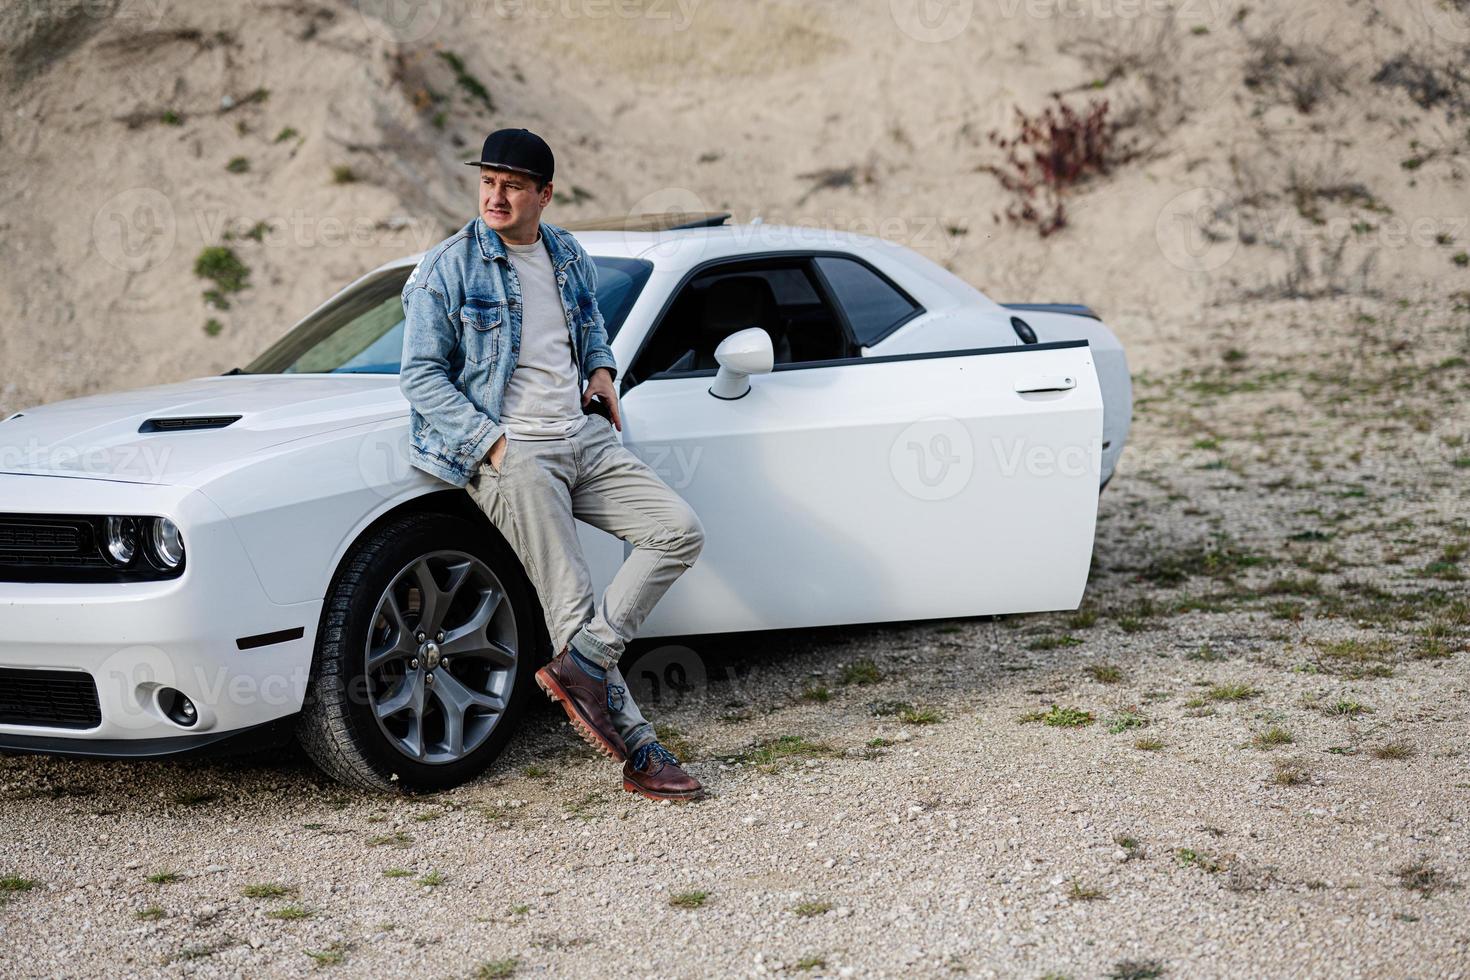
[{"x1": 244, "y1": 256, "x2": 653, "y2": 375}]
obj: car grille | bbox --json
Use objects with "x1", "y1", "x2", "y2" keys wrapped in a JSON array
[
  {"x1": 0, "y1": 516, "x2": 108, "y2": 569},
  {"x1": 0, "y1": 668, "x2": 103, "y2": 729}
]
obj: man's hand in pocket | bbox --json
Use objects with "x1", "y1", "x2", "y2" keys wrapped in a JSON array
[{"x1": 485, "y1": 434, "x2": 507, "y2": 472}]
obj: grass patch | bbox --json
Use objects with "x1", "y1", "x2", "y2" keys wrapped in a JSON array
[
  {"x1": 225, "y1": 155, "x2": 249, "y2": 174},
  {"x1": 1134, "y1": 736, "x2": 1165, "y2": 751},
  {"x1": 135, "y1": 905, "x2": 166, "y2": 921},
  {"x1": 1067, "y1": 879, "x2": 1104, "y2": 901},
  {"x1": 241, "y1": 883, "x2": 295, "y2": 899},
  {"x1": 306, "y1": 942, "x2": 348, "y2": 967},
  {"x1": 1323, "y1": 698, "x2": 1371, "y2": 718},
  {"x1": 476, "y1": 958, "x2": 519, "y2": 979},
  {"x1": 331, "y1": 165, "x2": 358, "y2": 184},
  {"x1": 417, "y1": 871, "x2": 446, "y2": 887},
  {"x1": 1371, "y1": 740, "x2": 1415, "y2": 760},
  {"x1": 1250, "y1": 726, "x2": 1294, "y2": 749},
  {"x1": 1396, "y1": 859, "x2": 1458, "y2": 898},
  {"x1": 266, "y1": 904, "x2": 314, "y2": 921},
  {"x1": 1068, "y1": 607, "x2": 1099, "y2": 629},
  {"x1": 1271, "y1": 760, "x2": 1311, "y2": 786},
  {"x1": 839, "y1": 659, "x2": 882, "y2": 685},
  {"x1": 898, "y1": 705, "x2": 942, "y2": 725},
  {"x1": 1138, "y1": 537, "x2": 1269, "y2": 587},
  {"x1": 1175, "y1": 848, "x2": 1227, "y2": 873},
  {"x1": 791, "y1": 900, "x2": 832, "y2": 917},
  {"x1": 796, "y1": 956, "x2": 827, "y2": 971},
  {"x1": 366, "y1": 831, "x2": 413, "y2": 848},
  {"x1": 383, "y1": 868, "x2": 413, "y2": 879},
  {"x1": 1086, "y1": 662, "x2": 1123, "y2": 683},
  {"x1": 1207, "y1": 682, "x2": 1260, "y2": 702},
  {"x1": 0, "y1": 876, "x2": 39, "y2": 897},
  {"x1": 437, "y1": 50, "x2": 496, "y2": 113},
  {"x1": 1029, "y1": 634, "x2": 1084, "y2": 651},
  {"x1": 146, "y1": 871, "x2": 181, "y2": 885},
  {"x1": 1107, "y1": 959, "x2": 1166, "y2": 980},
  {"x1": 669, "y1": 890, "x2": 709, "y2": 910},
  {"x1": 194, "y1": 245, "x2": 250, "y2": 295},
  {"x1": 726, "y1": 735, "x2": 836, "y2": 772},
  {"x1": 800, "y1": 685, "x2": 832, "y2": 703},
  {"x1": 1019, "y1": 705, "x2": 1094, "y2": 728},
  {"x1": 1106, "y1": 710, "x2": 1148, "y2": 734}
]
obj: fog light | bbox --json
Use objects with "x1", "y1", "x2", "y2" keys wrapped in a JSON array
[
  {"x1": 159, "y1": 688, "x2": 198, "y2": 728},
  {"x1": 150, "y1": 518, "x2": 185, "y2": 569},
  {"x1": 104, "y1": 516, "x2": 138, "y2": 565}
]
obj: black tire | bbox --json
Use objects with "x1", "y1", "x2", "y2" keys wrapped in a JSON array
[{"x1": 297, "y1": 513, "x2": 539, "y2": 793}]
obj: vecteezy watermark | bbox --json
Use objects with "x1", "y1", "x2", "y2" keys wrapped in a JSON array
[
  {"x1": 890, "y1": 0, "x2": 974, "y2": 42},
  {"x1": 355, "y1": 423, "x2": 424, "y2": 501},
  {"x1": 889, "y1": 416, "x2": 975, "y2": 501},
  {"x1": 624, "y1": 441, "x2": 703, "y2": 490},
  {"x1": 94, "y1": 645, "x2": 307, "y2": 732},
  {"x1": 1414, "y1": 0, "x2": 1470, "y2": 45},
  {"x1": 191, "y1": 209, "x2": 447, "y2": 254},
  {"x1": 990, "y1": 435, "x2": 1102, "y2": 479},
  {"x1": 0, "y1": 438, "x2": 175, "y2": 482},
  {"x1": 357, "y1": 0, "x2": 446, "y2": 42},
  {"x1": 1155, "y1": 186, "x2": 1239, "y2": 273},
  {"x1": 890, "y1": 0, "x2": 1225, "y2": 42},
  {"x1": 1155, "y1": 184, "x2": 1470, "y2": 274},
  {"x1": 93, "y1": 186, "x2": 177, "y2": 273},
  {"x1": 622, "y1": 643, "x2": 707, "y2": 709},
  {"x1": 357, "y1": 0, "x2": 702, "y2": 41}
]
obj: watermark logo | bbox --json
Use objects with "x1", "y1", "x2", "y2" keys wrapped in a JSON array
[
  {"x1": 890, "y1": 0, "x2": 974, "y2": 42},
  {"x1": 93, "y1": 187, "x2": 176, "y2": 273},
  {"x1": 355, "y1": 423, "x2": 421, "y2": 501},
  {"x1": 623, "y1": 643, "x2": 707, "y2": 709},
  {"x1": 358, "y1": 0, "x2": 446, "y2": 42},
  {"x1": 889, "y1": 416, "x2": 975, "y2": 501},
  {"x1": 620, "y1": 185, "x2": 715, "y2": 262},
  {"x1": 1415, "y1": 0, "x2": 1470, "y2": 45},
  {"x1": 1155, "y1": 186, "x2": 1238, "y2": 272}
]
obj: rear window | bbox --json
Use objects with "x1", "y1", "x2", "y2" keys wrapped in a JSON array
[{"x1": 815, "y1": 256, "x2": 919, "y2": 346}]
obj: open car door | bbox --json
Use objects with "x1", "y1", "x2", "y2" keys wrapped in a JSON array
[{"x1": 614, "y1": 339, "x2": 1104, "y2": 637}]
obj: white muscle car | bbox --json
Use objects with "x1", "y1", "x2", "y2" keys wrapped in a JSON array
[{"x1": 0, "y1": 215, "x2": 1131, "y2": 791}]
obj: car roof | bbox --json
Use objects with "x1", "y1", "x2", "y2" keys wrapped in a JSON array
[
  {"x1": 358, "y1": 223, "x2": 991, "y2": 311},
  {"x1": 370, "y1": 224, "x2": 928, "y2": 274}
]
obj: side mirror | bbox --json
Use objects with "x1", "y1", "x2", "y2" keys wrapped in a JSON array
[{"x1": 709, "y1": 327, "x2": 774, "y2": 400}]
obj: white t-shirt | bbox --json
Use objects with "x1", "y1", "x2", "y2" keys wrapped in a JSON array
[{"x1": 499, "y1": 235, "x2": 589, "y2": 441}]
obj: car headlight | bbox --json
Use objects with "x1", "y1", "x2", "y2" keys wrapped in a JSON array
[
  {"x1": 103, "y1": 516, "x2": 138, "y2": 565},
  {"x1": 149, "y1": 518, "x2": 185, "y2": 569}
]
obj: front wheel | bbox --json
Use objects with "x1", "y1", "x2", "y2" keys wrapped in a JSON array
[{"x1": 297, "y1": 513, "x2": 538, "y2": 792}]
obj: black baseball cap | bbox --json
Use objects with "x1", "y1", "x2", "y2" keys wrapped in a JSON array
[{"x1": 464, "y1": 128, "x2": 554, "y2": 182}]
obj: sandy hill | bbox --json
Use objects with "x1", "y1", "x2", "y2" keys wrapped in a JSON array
[{"x1": 1, "y1": 0, "x2": 1467, "y2": 419}]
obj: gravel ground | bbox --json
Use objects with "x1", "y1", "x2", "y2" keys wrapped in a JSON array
[{"x1": 2, "y1": 297, "x2": 1467, "y2": 978}]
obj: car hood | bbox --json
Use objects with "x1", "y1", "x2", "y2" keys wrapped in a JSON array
[{"x1": 0, "y1": 374, "x2": 407, "y2": 487}]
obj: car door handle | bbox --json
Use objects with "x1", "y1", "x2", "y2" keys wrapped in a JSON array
[{"x1": 1014, "y1": 375, "x2": 1077, "y2": 393}]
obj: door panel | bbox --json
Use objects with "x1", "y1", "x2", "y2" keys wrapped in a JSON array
[{"x1": 616, "y1": 341, "x2": 1104, "y2": 637}]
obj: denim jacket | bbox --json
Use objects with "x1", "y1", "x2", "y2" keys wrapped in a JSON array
[{"x1": 399, "y1": 216, "x2": 618, "y2": 487}]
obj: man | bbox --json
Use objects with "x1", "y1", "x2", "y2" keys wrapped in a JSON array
[{"x1": 398, "y1": 128, "x2": 705, "y2": 801}]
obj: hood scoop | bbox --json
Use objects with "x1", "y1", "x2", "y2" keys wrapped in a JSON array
[{"x1": 139, "y1": 415, "x2": 242, "y2": 433}]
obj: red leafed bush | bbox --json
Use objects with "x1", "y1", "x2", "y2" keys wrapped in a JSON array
[{"x1": 984, "y1": 97, "x2": 1127, "y2": 237}]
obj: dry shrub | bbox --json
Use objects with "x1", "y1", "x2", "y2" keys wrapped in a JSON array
[
  {"x1": 983, "y1": 97, "x2": 1132, "y2": 237},
  {"x1": 1243, "y1": 33, "x2": 1348, "y2": 114}
]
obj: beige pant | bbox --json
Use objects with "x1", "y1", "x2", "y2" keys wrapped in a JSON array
[{"x1": 465, "y1": 412, "x2": 705, "y2": 750}]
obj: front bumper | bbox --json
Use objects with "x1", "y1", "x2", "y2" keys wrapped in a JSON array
[{"x1": 0, "y1": 474, "x2": 321, "y2": 750}]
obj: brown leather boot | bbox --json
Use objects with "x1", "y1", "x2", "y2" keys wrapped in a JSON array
[
  {"x1": 622, "y1": 741, "x2": 703, "y2": 801},
  {"x1": 535, "y1": 646, "x2": 628, "y2": 761}
]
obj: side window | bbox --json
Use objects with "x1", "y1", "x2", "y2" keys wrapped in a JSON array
[
  {"x1": 814, "y1": 256, "x2": 919, "y2": 347},
  {"x1": 630, "y1": 259, "x2": 855, "y2": 382}
]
